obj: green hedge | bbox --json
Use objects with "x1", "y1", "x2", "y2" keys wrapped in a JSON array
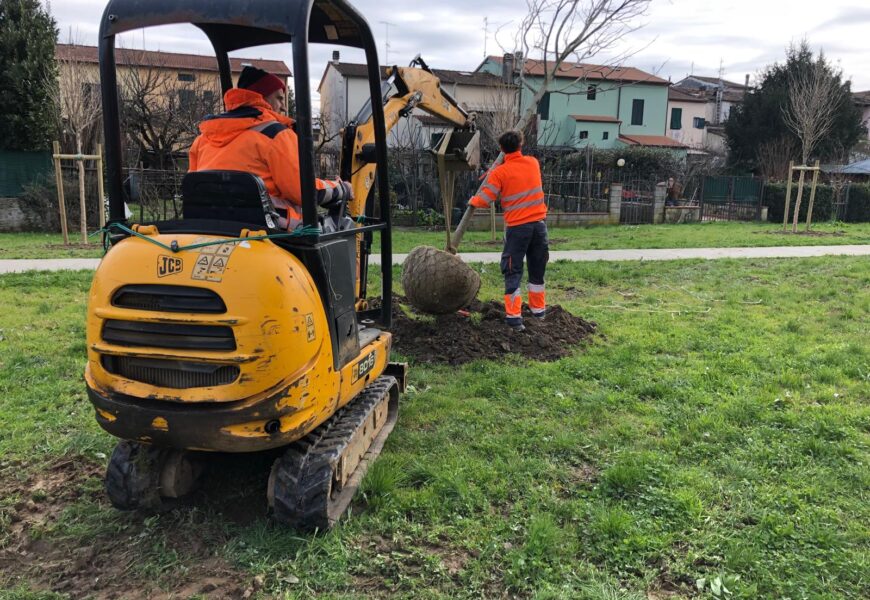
[
  {"x1": 844, "y1": 185, "x2": 870, "y2": 222},
  {"x1": 764, "y1": 182, "x2": 870, "y2": 223}
]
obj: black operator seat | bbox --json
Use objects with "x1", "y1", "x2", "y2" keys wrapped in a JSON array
[{"x1": 181, "y1": 170, "x2": 280, "y2": 228}]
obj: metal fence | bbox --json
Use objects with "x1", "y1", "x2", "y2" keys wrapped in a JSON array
[
  {"x1": 123, "y1": 168, "x2": 186, "y2": 221},
  {"x1": 700, "y1": 176, "x2": 764, "y2": 221},
  {"x1": 0, "y1": 150, "x2": 53, "y2": 197},
  {"x1": 620, "y1": 178, "x2": 657, "y2": 224},
  {"x1": 542, "y1": 170, "x2": 610, "y2": 213}
]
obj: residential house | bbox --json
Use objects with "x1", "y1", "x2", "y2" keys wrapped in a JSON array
[
  {"x1": 476, "y1": 54, "x2": 686, "y2": 154},
  {"x1": 56, "y1": 43, "x2": 291, "y2": 114},
  {"x1": 316, "y1": 51, "x2": 516, "y2": 149},
  {"x1": 666, "y1": 87, "x2": 709, "y2": 151},
  {"x1": 55, "y1": 44, "x2": 292, "y2": 167},
  {"x1": 672, "y1": 75, "x2": 749, "y2": 153}
]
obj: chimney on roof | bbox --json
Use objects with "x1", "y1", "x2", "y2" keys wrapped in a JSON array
[
  {"x1": 744, "y1": 73, "x2": 749, "y2": 88},
  {"x1": 502, "y1": 52, "x2": 514, "y2": 85},
  {"x1": 332, "y1": 50, "x2": 340, "y2": 65}
]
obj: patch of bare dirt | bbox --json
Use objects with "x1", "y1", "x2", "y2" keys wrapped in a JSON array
[
  {"x1": 45, "y1": 243, "x2": 103, "y2": 250},
  {"x1": 0, "y1": 455, "x2": 276, "y2": 599},
  {"x1": 761, "y1": 229, "x2": 845, "y2": 237},
  {"x1": 568, "y1": 463, "x2": 599, "y2": 484},
  {"x1": 384, "y1": 296, "x2": 597, "y2": 365}
]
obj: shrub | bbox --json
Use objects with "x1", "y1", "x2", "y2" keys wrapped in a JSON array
[
  {"x1": 764, "y1": 182, "x2": 870, "y2": 223},
  {"x1": 18, "y1": 172, "x2": 102, "y2": 233},
  {"x1": 763, "y1": 182, "x2": 834, "y2": 223}
]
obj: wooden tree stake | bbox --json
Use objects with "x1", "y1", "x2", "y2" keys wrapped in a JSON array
[
  {"x1": 96, "y1": 143, "x2": 106, "y2": 227},
  {"x1": 52, "y1": 141, "x2": 69, "y2": 245},
  {"x1": 804, "y1": 160, "x2": 821, "y2": 231},
  {"x1": 792, "y1": 168, "x2": 806, "y2": 233},
  {"x1": 77, "y1": 137, "x2": 88, "y2": 243},
  {"x1": 782, "y1": 160, "x2": 794, "y2": 230}
]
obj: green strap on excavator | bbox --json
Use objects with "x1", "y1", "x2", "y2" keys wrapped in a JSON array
[{"x1": 90, "y1": 222, "x2": 323, "y2": 254}]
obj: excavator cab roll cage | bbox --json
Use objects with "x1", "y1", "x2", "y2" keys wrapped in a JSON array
[{"x1": 97, "y1": 0, "x2": 392, "y2": 325}]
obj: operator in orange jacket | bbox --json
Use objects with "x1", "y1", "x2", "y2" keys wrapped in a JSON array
[
  {"x1": 468, "y1": 130, "x2": 548, "y2": 331},
  {"x1": 189, "y1": 66, "x2": 350, "y2": 229}
]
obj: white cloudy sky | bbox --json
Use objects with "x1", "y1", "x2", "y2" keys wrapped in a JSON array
[{"x1": 47, "y1": 0, "x2": 870, "y2": 110}]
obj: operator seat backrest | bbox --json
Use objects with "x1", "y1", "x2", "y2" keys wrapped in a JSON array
[{"x1": 181, "y1": 170, "x2": 278, "y2": 228}]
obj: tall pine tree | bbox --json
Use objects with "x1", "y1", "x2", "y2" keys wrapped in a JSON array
[{"x1": 0, "y1": 0, "x2": 58, "y2": 151}]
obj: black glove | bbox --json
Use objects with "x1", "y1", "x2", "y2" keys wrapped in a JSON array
[{"x1": 318, "y1": 180, "x2": 353, "y2": 209}]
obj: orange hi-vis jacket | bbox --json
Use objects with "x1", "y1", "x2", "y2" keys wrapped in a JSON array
[
  {"x1": 469, "y1": 151, "x2": 547, "y2": 226},
  {"x1": 189, "y1": 88, "x2": 334, "y2": 228}
]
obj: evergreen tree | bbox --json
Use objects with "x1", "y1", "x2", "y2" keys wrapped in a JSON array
[
  {"x1": 726, "y1": 41, "x2": 865, "y2": 174},
  {"x1": 0, "y1": 0, "x2": 58, "y2": 151}
]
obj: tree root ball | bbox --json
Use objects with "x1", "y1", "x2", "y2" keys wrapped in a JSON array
[{"x1": 401, "y1": 245, "x2": 481, "y2": 314}]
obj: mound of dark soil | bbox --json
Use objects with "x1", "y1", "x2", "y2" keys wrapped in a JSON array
[{"x1": 385, "y1": 297, "x2": 597, "y2": 365}]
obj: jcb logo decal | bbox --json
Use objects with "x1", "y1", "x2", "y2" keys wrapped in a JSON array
[{"x1": 157, "y1": 255, "x2": 184, "y2": 277}]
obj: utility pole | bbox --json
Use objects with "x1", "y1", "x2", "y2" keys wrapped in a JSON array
[{"x1": 379, "y1": 21, "x2": 395, "y2": 65}]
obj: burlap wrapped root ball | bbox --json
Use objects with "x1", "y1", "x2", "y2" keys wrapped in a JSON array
[{"x1": 401, "y1": 245, "x2": 481, "y2": 314}]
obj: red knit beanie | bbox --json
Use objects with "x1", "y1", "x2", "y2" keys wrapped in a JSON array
[{"x1": 238, "y1": 66, "x2": 285, "y2": 98}]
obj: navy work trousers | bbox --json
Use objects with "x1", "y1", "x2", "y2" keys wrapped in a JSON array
[{"x1": 500, "y1": 219, "x2": 549, "y2": 294}]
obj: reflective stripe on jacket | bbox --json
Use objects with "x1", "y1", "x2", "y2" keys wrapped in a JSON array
[
  {"x1": 189, "y1": 88, "x2": 334, "y2": 230},
  {"x1": 469, "y1": 151, "x2": 546, "y2": 226}
]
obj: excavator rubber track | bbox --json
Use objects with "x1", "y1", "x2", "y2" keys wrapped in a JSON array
[{"x1": 268, "y1": 375, "x2": 399, "y2": 531}]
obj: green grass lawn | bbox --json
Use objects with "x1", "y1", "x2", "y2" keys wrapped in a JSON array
[
  {"x1": 385, "y1": 221, "x2": 870, "y2": 253},
  {"x1": 2, "y1": 221, "x2": 869, "y2": 260},
  {"x1": 1, "y1": 257, "x2": 868, "y2": 599}
]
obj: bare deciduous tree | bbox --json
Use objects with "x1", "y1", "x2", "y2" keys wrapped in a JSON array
[
  {"x1": 782, "y1": 57, "x2": 841, "y2": 230},
  {"x1": 782, "y1": 57, "x2": 841, "y2": 166},
  {"x1": 48, "y1": 38, "x2": 104, "y2": 242},
  {"x1": 118, "y1": 48, "x2": 221, "y2": 170}
]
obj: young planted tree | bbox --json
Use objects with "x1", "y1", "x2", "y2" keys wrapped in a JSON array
[
  {"x1": 49, "y1": 40, "x2": 104, "y2": 241},
  {"x1": 0, "y1": 0, "x2": 58, "y2": 151},
  {"x1": 782, "y1": 57, "x2": 840, "y2": 230}
]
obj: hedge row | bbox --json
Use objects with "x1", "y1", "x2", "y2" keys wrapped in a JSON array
[{"x1": 764, "y1": 182, "x2": 870, "y2": 223}]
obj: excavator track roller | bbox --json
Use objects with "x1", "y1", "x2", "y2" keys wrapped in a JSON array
[{"x1": 105, "y1": 441, "x2": 203, "y2": 512}]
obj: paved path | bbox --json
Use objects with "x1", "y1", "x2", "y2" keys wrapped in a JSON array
[{"x1": 1, "y1": 245, "x2": 868, "y2": 273}]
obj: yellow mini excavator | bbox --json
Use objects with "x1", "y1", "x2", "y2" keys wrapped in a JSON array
[{"x1": 85, "y1": 0, "x2": 478, "y2": 529}]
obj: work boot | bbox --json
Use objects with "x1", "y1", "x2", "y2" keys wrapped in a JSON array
[
  {"x1": 506, "y1": 317, "x2": 525, "y2": 332},
  {"x1": 531, "y1": 309, "x2": 546, "y2": 320}
]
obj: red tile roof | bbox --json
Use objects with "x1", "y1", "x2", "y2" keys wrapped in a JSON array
[
  {"x1": 618, "y1": 134, "x2": 687, "y2": 148},
  {"x1": 482, "y1": 55, "x2": 668, "y2": 85},
  {"x1": 570, "y1": 114, "x2": 621, "y2": 123},
  {"x1": 56, "y1": 44, "x2": 291, "y2": 77}
]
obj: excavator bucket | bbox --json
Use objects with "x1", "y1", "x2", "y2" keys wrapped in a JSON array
[{"x1": 435, "y1": 129, "x2": 481, "y2": 171}]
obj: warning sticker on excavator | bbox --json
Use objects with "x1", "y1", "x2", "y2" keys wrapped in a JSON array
[
  {"x1": 190, "y1": 238, "x2": 237, "y2": 282},
  {"x1": 305, "y1": 313, "x2": 316, "y2": 342},
  {"x1": 352, "y1": 351, "x2": 376, "y2": 383}
]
